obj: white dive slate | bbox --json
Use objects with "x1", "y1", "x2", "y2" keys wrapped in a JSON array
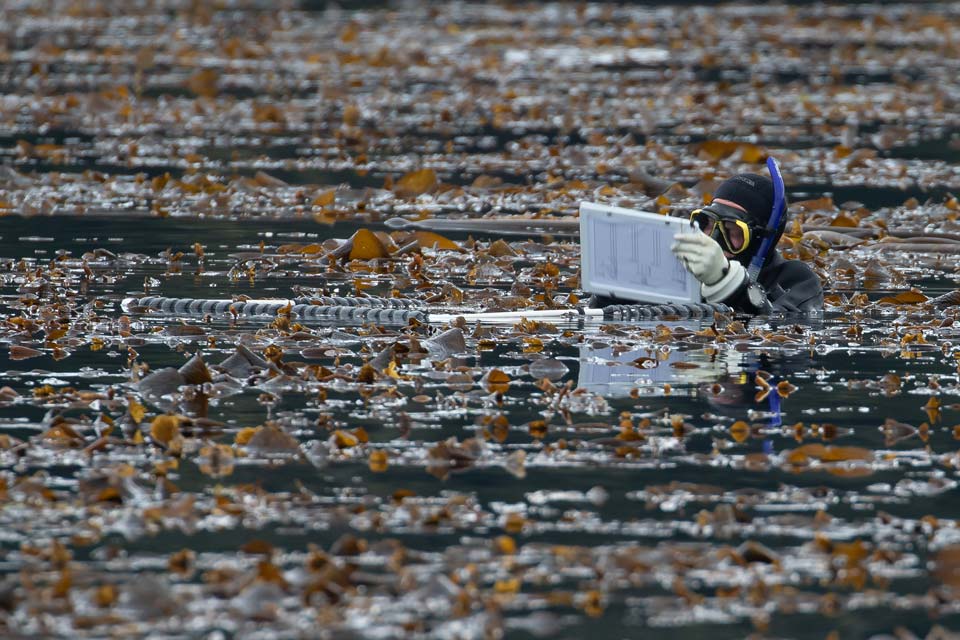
[{"x1": 579, "y1": 202, "x2": 700, "y2": 305}]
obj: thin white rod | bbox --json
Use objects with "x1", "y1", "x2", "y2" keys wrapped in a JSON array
[{"x1": 427, "y1": 308, "x2": 603, "y2": 323}]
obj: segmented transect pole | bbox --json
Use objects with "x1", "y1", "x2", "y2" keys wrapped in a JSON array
[
  {"x1": 599, "y1": 302, "x2": 729, "y2": 320},
  {"x1": 121, "y1": 296, "x2": 731, "y2": 324},
  {"x1": 124, "y1": 295, "x2": 419, "y2": 315},
  {"x1": 122, "y1": 295, "x2": 428, "y2": 323}
]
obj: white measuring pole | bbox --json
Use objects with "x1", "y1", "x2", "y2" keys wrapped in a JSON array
[{"x1": 427, "y1": 308, "x2": 604, "y2": 324}]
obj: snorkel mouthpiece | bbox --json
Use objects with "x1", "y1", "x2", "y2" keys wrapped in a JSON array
[{"x1": 746, "y1": 156, "x2": 785, "y2": 283}]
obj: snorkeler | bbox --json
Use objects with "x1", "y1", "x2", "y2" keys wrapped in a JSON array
[
  {"x1": 588, "y1": 166, "x2": 823, "y2": 315},
  {"x1": 670, "y1": 168, "x2": 823, "y2": 314}
]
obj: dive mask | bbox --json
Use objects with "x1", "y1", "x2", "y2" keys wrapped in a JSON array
[{"x1": 689, "y1": 202, "x2": 765, "y2": 255}]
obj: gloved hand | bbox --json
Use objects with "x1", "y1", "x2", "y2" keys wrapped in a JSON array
[
  {"x1": 671, "y1": 231, "x2": 729, "y2": 286},
  {"x1": 672, "y1": 231, "x2": 748, "y2": 303}
]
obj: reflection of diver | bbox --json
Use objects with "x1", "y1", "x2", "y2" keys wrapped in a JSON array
[
  {"x1": 703, "y1": 350, "x2": 817, "y2": 452},
  {"x1": 576, "y1": 321, "x2": 819, "y2": 407}
]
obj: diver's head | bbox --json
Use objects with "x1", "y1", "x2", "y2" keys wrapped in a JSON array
[{"x1": 690, "y1": 173, "x2": 788, "y2": 267}]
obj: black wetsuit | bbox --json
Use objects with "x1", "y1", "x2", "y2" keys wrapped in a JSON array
[{"x1": 589, "y1": 250, "x2": 823, "y2": 315}]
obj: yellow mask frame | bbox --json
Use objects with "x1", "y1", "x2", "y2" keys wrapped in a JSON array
[{"x1": 689, "y1": 203, "x2": 759, "y2": 255}]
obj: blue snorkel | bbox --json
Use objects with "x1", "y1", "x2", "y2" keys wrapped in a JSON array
[{"x1": 746, "y1": 156, "x2": 785, "y2": 283}]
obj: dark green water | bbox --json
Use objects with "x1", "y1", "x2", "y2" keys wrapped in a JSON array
[{"x1": 0, "y1": 212, "x2": 958, "y2": 638}]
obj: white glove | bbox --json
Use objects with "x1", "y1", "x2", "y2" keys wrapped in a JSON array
[
  {"x1": 671, "y1": 232, "x2": 728, "y2": 285},
  {"x1": 671, "y1": 231, "x2": 748, "y2": 303}
]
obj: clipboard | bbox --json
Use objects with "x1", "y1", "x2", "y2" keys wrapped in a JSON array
[{"x1": 579, "y1": 202, "x2": 700, "y2": 305}]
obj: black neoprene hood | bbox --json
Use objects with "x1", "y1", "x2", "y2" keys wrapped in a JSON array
[{"x1": 712, "y1": 172, "x2": 789, "y2": 265}]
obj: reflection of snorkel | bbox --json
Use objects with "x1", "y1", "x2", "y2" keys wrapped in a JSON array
[
  {"x1": 762, "y1": 377, "x2": 782, "y2": 455},
  {"x1": 767, "y1": 386, "x2": 782, "y2": 428},
  {"x1": 746, "y1": 157, "x2": 786, "y2": 283}
]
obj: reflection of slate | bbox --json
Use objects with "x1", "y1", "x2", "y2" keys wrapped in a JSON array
[{"x1": 577, "y1": 343, "x2": 724, "y2": 396}]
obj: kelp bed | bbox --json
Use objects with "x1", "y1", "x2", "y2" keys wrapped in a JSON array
[{"x1": 3, "y1": 1, "x2": 960, "y2": 638}]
